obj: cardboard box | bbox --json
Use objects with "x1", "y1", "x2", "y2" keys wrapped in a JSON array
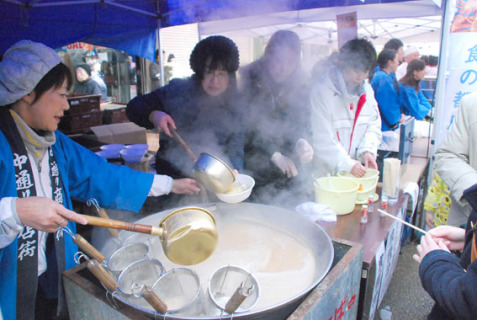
[
  {"x1": 101, "y1": 102, "x2": 129, "y2": 124},
  {"x1": 90, "y1": 122, "x2": 147, "y2": 145}
]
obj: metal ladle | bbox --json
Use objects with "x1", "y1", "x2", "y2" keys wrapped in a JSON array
[
  {"x1": 80, "y1": 206, "x2": 218, "y2": 265},
  {"x1": 169, "y1": 125, "x2": 235, "y2": 194}
]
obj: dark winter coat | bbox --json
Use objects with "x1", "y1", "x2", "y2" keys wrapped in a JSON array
[
  {"x1": 126, "y1": 76, "x2": 244, "y2": 177},
  {"x1": 239, "y1": 58, "x2": 312, "y2": 200},
  {"x1": 420, "y1": 184, "x2": 477, "y2": 320}
]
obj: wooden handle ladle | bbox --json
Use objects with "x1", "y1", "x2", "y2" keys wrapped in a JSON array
[
  {"x1": 79, "y1": 206, "x2": 219, "y2": 266},
  {"x1": 168, "y1": 124, "x2": 209, "y2": 202},
  {"x1": 168, "y1": 125, "x2": 198, "y2": 162},
  {"x1": 81, "y1": 214, "x2": 164, "y2": 237}
]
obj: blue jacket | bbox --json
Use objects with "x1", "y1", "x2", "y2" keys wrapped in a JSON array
[
  {"x1": 420, "y1": 185, "x2": 477, "y2": 320},
  {"x1": 371, "y1": 70, "x2": 402, "y2": 131},
  {"x1": 400, "y1": 85, "x2": 432, "y2": 120},
  {"x1": 0, "y1": 130, "x2": 153, "y2": 320}
]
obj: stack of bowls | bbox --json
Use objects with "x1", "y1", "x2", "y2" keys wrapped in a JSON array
[
  {"x1": 337, "y1": 169, "x2": 380, "y2": 204},
  {"x1": 96, "y1": 144, "x2": 125, "y2": 159},
  {"x1": 96, "y1": 144, "x2": 149, "y2": 164}
]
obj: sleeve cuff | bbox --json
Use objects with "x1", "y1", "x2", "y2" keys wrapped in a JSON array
[
  {"x1": 148, "y1": 175, "x2": 174, "y2": 197},
  {"x1": 0, "y1": 197, "x2": 24, "y2": 248}
]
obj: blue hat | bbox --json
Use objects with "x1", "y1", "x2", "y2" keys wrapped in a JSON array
[{"x1": 0, "y1": 40, "x2": 61, "y2": 106}]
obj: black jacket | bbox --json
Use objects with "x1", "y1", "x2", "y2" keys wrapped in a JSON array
[
  {"x1": 126, "y1": 77, "x2": 244, "y2": 177},
  {"x1": 419, "y1": 184, "x2": 477, "y2": 320}
]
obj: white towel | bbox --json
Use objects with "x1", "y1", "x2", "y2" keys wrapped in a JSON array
[
  {"x1": 403, "y1": 181, "x2": 420, "y2": 215},
  {"x1": 383, "y1": 158, "x2": 401, "y2": 197},
  {"x1": 295, "y1": 202, "x2": 337, "y2": 222}
]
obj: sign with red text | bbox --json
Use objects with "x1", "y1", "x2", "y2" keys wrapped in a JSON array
[{"x1": 337, "y1": 12, "x2": 358, "y2": 49}]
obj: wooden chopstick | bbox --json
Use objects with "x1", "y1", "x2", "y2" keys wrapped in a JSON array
[{"x1": 377, "y1": 209, "x2": 427, "y2": 235}]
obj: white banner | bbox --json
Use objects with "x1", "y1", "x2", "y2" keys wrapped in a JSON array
[
  {"x1": 437, "y1": 0, "x2": 477, "y2": 146},
  {"x1": 336, "y1": 12, "x2": 358, "y2": 50}
]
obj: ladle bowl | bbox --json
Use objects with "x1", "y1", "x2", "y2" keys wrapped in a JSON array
[
  {"x1": 81, "y1": 207, "x2": 218, "y2": 265},
  {"x1": 193, "y1": 153, "x2": 235, "y2": 194},
  {"x1": 168, "y1": 125, "x2": 235, "y2": 194}
]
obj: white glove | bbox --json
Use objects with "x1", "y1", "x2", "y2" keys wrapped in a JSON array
[
  {"x1": 295, "y1": 139, "x2": 314, "y2": 164},
  {"x1": 271, "y1": 152, "x2": 298, "y2": 178}
]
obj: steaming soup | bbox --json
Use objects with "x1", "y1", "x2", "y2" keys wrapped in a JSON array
[
  {"x1": 225, "y1": 181, "x2": 248, "y2": 194},
  {"x1": 99, "y1": 204, "x2": 326, "y2": 317}
]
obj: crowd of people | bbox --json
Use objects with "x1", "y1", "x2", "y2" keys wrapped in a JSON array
[{"x1": 1, "y1": 31, "x2": 475, "y2": 320}]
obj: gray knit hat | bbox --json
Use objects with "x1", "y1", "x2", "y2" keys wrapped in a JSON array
[{"x1": 0, "y1": 40, "x2": 62, "y2": 106}]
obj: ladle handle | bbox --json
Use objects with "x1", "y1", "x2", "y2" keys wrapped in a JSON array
[
  {"x1": 224, "y1": 282, "x2": 252, "y2": 314},
  {"x1": 80, "y1": 214, "x2": 163, "y2": 236},
  {"x1": 97, "y1": 208, "x2": 120, "y2": 238},
  {"x1": 72, "y1": 234, "x2": 105, "y2": 263},
  {"x1": 86, "y1": 259, "x2": 118, "y2": 292},
  {"x1": 142, "y1": 285, "x2": 168, "y2": 314},
  {"x1": 168, "y1": 125, "x2": 198, "y2": 162}
]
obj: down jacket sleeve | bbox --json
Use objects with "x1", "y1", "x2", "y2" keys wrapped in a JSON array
[
  {"x1": 435, "y1": 93, "x2": 477, "y2": 205},
  {"x1": 420, "y1": 249, "x2": 477, "y2": 320}
]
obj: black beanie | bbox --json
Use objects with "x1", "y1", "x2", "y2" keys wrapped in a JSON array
[{"x1": 76, "y1": 63, "x2": 91, "y2": 76}]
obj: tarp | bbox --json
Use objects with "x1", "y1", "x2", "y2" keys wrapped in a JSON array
[
  {"x1": 0, "y1": 0, "x2": 442, "y2": 60},
  {"x1": 197, "y1": 1, "x2": 443, "y2": 46},
  {"x1": 0, "y1": 1, "x2": 160, "y2": 60}
]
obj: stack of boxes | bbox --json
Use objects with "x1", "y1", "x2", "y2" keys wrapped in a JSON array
[{"x1": 59, "y1": 94, "x2": 102, "y2": 134}]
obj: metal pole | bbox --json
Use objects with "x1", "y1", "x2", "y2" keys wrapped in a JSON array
[{"x1": 427, "y1": 0, "x2": 453, "y2": 188}]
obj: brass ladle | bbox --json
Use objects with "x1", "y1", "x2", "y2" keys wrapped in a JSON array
[{"x1": 80, "y1": 207, "x2": 218, "y2": 265}]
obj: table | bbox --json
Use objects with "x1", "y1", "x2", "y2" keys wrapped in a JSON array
[{"x1": 316, "y1": 137, "x2": 430, "y2": 320}]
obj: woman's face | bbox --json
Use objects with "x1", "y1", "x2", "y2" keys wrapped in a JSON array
[
  {"x1": 76, "y1": 67, "x2": 89, "y2": 82},
  {"x1": 389, "y1": 55, "x2": 400, "y2": 73},
  {"x1": 201, "y1": 67, "x2": 230, "y2": 97},
  {"x1": 20, "y1": 80, "x2": 70, "y2": 131},
  {"x1": 413, "y1": 68, "x2": 426, "y2": 80},
  {"x1": 266, "y1": 46, "x2": 299, "y2": 83},
  {"x1": 343, "y1": 67, "x2": 369, "y2": 88},
  {"x1": 396, "y1": 47, "x2": 405, "y2": 64}
]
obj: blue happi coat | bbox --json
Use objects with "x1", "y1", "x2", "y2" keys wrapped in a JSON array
[{"x1": 0, "y1": 130, "x2": 153, "y2": 320}]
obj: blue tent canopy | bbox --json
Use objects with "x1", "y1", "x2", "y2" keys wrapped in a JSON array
[{"x1": 0, "y1": 0, "x2": 441, "y2": 60}]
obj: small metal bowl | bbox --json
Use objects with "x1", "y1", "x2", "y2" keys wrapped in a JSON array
[{"x1": 193, "y1": 153, "x2": 235, "y2": 193}]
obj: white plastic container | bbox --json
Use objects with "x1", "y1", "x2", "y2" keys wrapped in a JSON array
[
  {"x1": 314, "y1": 177, "x2": 359, "y2": 215},
  {"x1": 337, "y1": 168, "x2": 379, "y2": 191}
]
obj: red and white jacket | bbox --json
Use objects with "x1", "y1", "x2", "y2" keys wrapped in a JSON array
[{"x1": 310, "y1": 66, "x2": 382, "y2": 178}]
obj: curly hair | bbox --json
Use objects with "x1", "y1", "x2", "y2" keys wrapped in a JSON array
[{"x1": 189, "y1": 36, "x2": 240, "y2": 80}]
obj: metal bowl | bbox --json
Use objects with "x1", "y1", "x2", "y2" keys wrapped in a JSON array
[{"x1": 193, "y1": 153, "x2": 235, "y2": 193}]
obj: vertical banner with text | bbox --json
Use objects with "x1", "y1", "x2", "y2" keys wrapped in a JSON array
[
  {"x1": 438, "y1": 0, "x2": 477, "y2": 145},
  {"x1": 337, "y1": 12, "x2": 358, "y2": 50}
]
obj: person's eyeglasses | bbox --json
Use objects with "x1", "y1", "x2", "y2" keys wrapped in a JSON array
[{"x1": 203, "y1": 70, "x2": 229, "y2": 81}]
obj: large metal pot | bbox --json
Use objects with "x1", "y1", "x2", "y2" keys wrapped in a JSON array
[{"x1": 99, "y1": 203, "x2": 334, "y2": 319}]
